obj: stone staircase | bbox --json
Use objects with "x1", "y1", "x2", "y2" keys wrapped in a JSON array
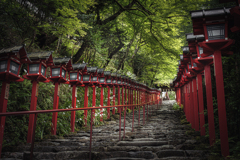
[{"x1": 1, "y1": 100, "x2": 208, "y2": 160}]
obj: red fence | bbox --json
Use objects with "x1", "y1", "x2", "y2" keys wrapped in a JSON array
[{"x1": 0, "y1": 99, "x2": 161, "y2": 160}]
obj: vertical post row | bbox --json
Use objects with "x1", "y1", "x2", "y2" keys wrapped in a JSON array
[
  {"x1": 84, "y1": 85, "x2": 89, "y2": 126},
  {"x1": 51, "y1": 82, "x2": 60, "y2": 135},
  {"x1": 193, "y1": 78, "x2": 199, "y2": 131},
  {"x1": 197, "y1": 73, "x2": 205, "y2": 136},
  {"x1": 214, "y1": 50, "x2": 229, "y2": 157},
  {"x1": 118, "y1": 86, "x2": 121, "y2": 113},
  {"x1": 204, "y1": 65, "x2": 216, "y2": 146},
  {"x1": 138, "y1": 90, "x2": 140, "y2": 126},
  {"x1": 92, "y1": 86, "x2": 96, "y2": 123},
  {"x1": 131, "y1": 89, "x2": 134, "y2": 132},
  {"x1": 71, "y1": 85, "x2": 77, "y2": 132},
  {"x1": 112, "y1": 86, "x2": 115, "y2": 115},
  {"x1": 107, "y1": 86, "x2": 111, "y2": 119},
  {"x1": 0, "y1": 81, "x2": 10, "y2": 154},
  {"x1": 28, "y1": 80, "x2": 39, "y2": 142},
  {"x1": 190, "y1": 80, "x2": 195, "y2": 129},
  {"x1": 100, "y1": 87, "x2": 104, "y2": 122}
]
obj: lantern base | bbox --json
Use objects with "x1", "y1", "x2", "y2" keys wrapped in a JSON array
[
  {"x1": 23, "y1": 74, "x2": 48, "y2": 82},
  {"x1": 199, "y1": 39, "x2": 235, "y2": 53},
  {"x1": 0, "y1": 72, "x2": 24, "y2": 82}
]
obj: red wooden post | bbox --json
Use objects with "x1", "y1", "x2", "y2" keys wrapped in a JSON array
[
  {"x1": 92, "y1": 86, "x2": 96, "y2": 123},
  {"x1": 27, "y1": 80, "x2": 39, "y2": 142},
  {"x1": 185, "y1": 84, "x2": 188, "y2": 121},
  {"x1": 89, "y1": 109, "x2": 93, "y2": 160},
  {"x1": 138, "y1": 90, "x2": 140, "y2": 126},
  {"x1": 112, "y1": 86, "x2": 115, "y2": 115},
  {"x1": 100, "y1": 87, "x2": 104, "y2": 122},
  {"x1": 193, "y1": 78, "x2": 199, "y2": 131},
  {"x1": 143, "y1": 92, "x2": 145, "y2": 125},
  {"x1": 204, "y1": 65, "x2": 216, "y2": 146},
  {"x1": 186, "y1": 84, "x2": 190, "y2": 122},
  {"x1": 0, "y1": 81, "x2": 10, "y2": 153},
  {"x1": 107, "y1": 86, "x2": 111, "y2": 119},
  {"x1": 125, "y1": 86, "x2": 127, "y2": 110},
  {"x1": 122, "y1": 86, "x2": 124, "y2": 109},
  {"x1": 51, "y1": 82, "x2": 60, "y2": 134},
  {"x1": 71, "y1": 85, "x2": 77, "y2": 132},
  {"x1": 132, "y1": 106, "x2": 134, "y2": 132},
  {"x1": 30, "y1": 113, "x2": 38, "y2": 160},
  {"x1": 197, "y1": 73, "x2": 205, "y2": 136},
  {"x1": 118, "y1": 86, "x2": 120, "y2": 113},
  {"x1": 214, "y1": 50, "x2": 229, "y2": 157},
  {"x1": 190, "y1": 80, "x2": 195, "y2": 129},
  {"x1": 131, "y1": 88, "x2": 134, "y2": 132},
  {"x1": 119, "y1": 105, "x2": 121, "y2": 141},
  {"x1": 128, "y1": 87, "x2": 130, "y2": 108},
  {"x1": 123, "y1": 106, "x2": 126, "y2": 139},
  {"x1": 83, "y1": 86, "x2": 89, "y2": 126}
]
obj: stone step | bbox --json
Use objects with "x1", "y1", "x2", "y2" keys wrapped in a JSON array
[
  {"x1": 102, "y1": 158, "x2": 145, "y2": 160},
  {"x1": 22, "y1": 151, "x2": 156, "y2": 160},
  {"x1": 158, "y1": 157, "x2": 205, "y2": 160},
  {"x1": 156, "y1": 150, "x2": 185, "y2": 158},
  {"x1": 117, "y1": 141, "x2": 168, "y2": 146}
]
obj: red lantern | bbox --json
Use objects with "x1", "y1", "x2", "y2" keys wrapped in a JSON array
[
  {"x1": 0, "y1": 45, "x2": 29, "y2": 155},
  {"x1": 49, "y1": 58, "x2": 72, "y2": 135},
  {"x1": 23, "y1": 51, "x2": 53, "y2": 143}
]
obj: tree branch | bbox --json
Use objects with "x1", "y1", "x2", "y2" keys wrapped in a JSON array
[{"x1": 97, "y1": 0, "x2": 137, "y2": 25}]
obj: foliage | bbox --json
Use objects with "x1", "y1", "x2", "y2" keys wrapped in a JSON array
[
  {"x1": 172, "y1": 103, "x2": 183, "y2": 111},
  {"x1": 1, "y1": 0, "x2": 240, "y2": 159},
  {"x1": 168, "y1": 91, "x2": 176, "y2": 100}
]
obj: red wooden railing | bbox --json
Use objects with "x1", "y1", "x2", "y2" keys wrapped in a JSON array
[{"x1": 0, "y1": 99, "x2": 161, "y2": 160}]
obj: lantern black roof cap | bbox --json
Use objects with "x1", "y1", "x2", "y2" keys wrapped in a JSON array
[
  {"x1": 104, "y1": 71, "x2": 111, "y2": 76},
  {"x1": 111, "y1": 72, "x2": 117, "y2": 77},
  {"x1": 182, "y1": 46, "x2": 190, "y2": 54},
  {"x1": 27, "y1": 51, "x2": 53, "y2": 60},
  {"x1": 97, "y1": 68, "x2": 104, "y2": 73},
  {"x1": 87, "y1": 67, "x2": 98, "y2": 73},
  {"x1": 79, "y1": 63, "x2": 87, "y2": 70},
  {"x1": 185, "y1": 33, "x2": 205, "y2": 42},
  {"x1": 0, "y1": 45, "x2": 25, "y2": 55},
  {"x1": 72, "y1": 64, "x2": 82, "y2": 70},
  {"x1": 53, "y1": 57, "x2": 71, "y2": 65},
  {"x1": 190, "y1": 7, "x2": 231, "y2": 19},
  {"x1": 121, "y1": 75, "x2": 127, "y2": 79}
]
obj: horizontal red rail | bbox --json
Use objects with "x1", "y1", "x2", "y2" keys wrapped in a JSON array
[
  {"x1": 0, "y1": 99, "x2": 161, "y2": 160},
  {"x1": 0, "y1": 102, "x2": 152, "y2": 117}
]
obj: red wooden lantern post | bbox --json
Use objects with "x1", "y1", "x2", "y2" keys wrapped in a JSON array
[
  {"x1": 130, "y1": 79, "x2": 135, "y2": 131},
  {"x1": 88, "y1": 67, "x2": 99, "y2": 124},
  {"x1": 105, "y1": 71, "x2": 112, "y2": 119},
  {"x1": 23, "y1": 51, "x2": 53, "y2": 142},
  {"x1": 67, "y1": 63, "x2": 86, "y2": 132},
  {"x1": 183, "y1": 49, "x2": 195, "y2": 129},
  {"x1": 186, "y1": 33, "x2": 206, "y2": 134},
  {"x1": 49, "y1": 58, "x2": 72, "y2": 135},
  {"x1": 111, "y1": 73, "x2": 118, "y2": 115},
  {"x1": 98, "y1": 69, "x2": 106, "y2": 122},
  {"x1": 120, "y1": 75, "x2": 128, "y2": 138},
  {"x1": 0, "y1": 45, "x2": 29, "y2": 155},
  {"x1": 81, "y1": 66, "x2": 99, "y2": 126},
  {"x1": 195, "y1": 45, "x2": 215, "y2": 140},
  {"x1": 137, "y1": 83, "x2": 140, "y2": 126},
  {"x1": 117, "y1": 74, "x2": 122, "y2": 114},
  {"x1": 191, "y1": 8, "x2": 234, "y2": 156}
]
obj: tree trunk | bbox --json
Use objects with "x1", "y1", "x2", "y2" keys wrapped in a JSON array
[
  {"x1": 73, "y1": 41, "x2": 88, "y2": 63},
  {"x1": 103, "y1": 42, "x2": 124, "y2": 68}
]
